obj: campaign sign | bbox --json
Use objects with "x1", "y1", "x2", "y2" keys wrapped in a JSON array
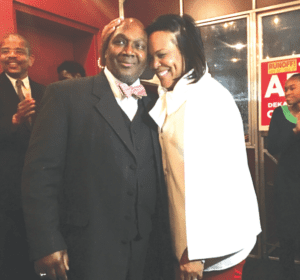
[{"x1": 260, "y1": 57, "x2": 300, "y2": 130}]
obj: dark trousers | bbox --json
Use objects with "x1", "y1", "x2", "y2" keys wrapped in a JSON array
[
  {"x1": 279, "y1": 237, "x2": 298, "y2": 280},
  {"x1": 0, "y1": 209, "x2": 38, "y2": 280}
]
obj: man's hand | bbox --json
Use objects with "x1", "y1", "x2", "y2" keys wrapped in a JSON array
[
  {"x1": 101, "y1": 17, "x2": 124, "y2": 43},
  {"x1": 179, "y1": 248, "x2": 204, "y2": 280},
  {"x1": 34, "y1": 250, "x2": 69, "y2": 280},
  {"x1": 12, "y1": 98, "x2": 35, "y2": 126}
]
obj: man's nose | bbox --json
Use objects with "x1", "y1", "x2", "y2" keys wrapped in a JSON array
[
  {"x1": 123, "y1": 44, "x2": 134, "y2": 55},
  {"x1": 7, "y1": 50, "x2": 17, "y2": 57}
]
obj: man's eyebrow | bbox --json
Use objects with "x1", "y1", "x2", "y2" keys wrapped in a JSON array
[{"x1": 113, "y1": 33, "x2": 126, "y2": 39}]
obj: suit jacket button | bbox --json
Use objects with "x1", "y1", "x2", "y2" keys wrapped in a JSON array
[{"x1": 130, "y1": 164, "x2": 136, "y2": 170}]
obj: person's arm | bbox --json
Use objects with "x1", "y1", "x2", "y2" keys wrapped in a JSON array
[
  {"x1": 22, "y1": 83, "x2": 69, "y2": 279},
  {"x1": 179, "y1": 248, "x2": 204, "y2": 280},
  {"x1": 101, "y1": 17, "x2": 124, "y2": 43},
  {"x1": 0, "y1": 97, "x2": 35, "y2": 143},
  {"x1": 34, "y1": 250, "x2": 69, "y2": 280},
  {"x1": 12, "y1": 98, "x2": 36, "y2": 126}
]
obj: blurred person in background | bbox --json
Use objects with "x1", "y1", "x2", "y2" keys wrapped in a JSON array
[
  {"x1": 57, "y1": 60, "x2": 86, "y2": 81},
  {"x1": 268, "y1": 73, "x2": 300, "y2": 280}
]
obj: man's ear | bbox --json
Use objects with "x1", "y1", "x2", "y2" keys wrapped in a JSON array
[
  {"x1": 28, "y1": 54, "x2": 35, "y2": 67},
  {"x1": 74, "y1": 73, "x2": 82, "y2": 79}
]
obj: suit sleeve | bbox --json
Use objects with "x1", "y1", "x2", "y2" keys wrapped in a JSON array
[
  {"x1": 0, "y1": 81, "x2": 45, "y2": 143},
  {"x1": 22, "y1": 83, "x2": 68, "y2": 261},
  {"x1": 0, "y1": 98, "x2": 27, "y2": 144}
]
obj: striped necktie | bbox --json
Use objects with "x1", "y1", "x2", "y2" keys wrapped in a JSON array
[{"x1": 16, "y1": 79, "x2": 25, "y2": 101}]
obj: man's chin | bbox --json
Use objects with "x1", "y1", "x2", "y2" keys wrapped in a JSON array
[
  {"x1": 115, "y1": 73, "x2": 141, "y2": 85},
  {"x1": 114, "y1": 69, "x2": 146, "y2": 85},
  {"x1": 6, "y1": 71, "x2": 23, "y2": 79}
]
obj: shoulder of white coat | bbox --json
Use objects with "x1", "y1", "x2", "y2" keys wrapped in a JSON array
[{"x1": 188, "y1": 74, "x2": 235, "y2": 104}]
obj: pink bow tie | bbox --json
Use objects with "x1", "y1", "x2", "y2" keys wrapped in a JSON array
[{"x1": 117, "y1": 83, "x2": 147, "y2": 99}]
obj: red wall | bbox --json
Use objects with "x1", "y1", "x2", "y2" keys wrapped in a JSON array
[
  {"x1": 17, "y1": 23, "x2": 76, "y2": 85},
  {"x1": 15, "y1": 0, "x2": 118, "y2": 28},
  {"x1": 0, "y1": 0, "x2": 117, "y2": 85}
]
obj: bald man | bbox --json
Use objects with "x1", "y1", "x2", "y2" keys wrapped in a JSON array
[{"x1": 22, "y1": 18, "x2": 171, "y2": 280}]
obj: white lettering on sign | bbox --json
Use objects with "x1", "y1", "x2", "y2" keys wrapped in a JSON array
[
  {"x1": 267, "y1": 110, "x2": 273, "y2": 119},
  {"x1": 267, "y1": 101, "x2": 287, "y2": 108},
  {"x1": 264, "y1": 75, "x2": 285, "y2": 98}
]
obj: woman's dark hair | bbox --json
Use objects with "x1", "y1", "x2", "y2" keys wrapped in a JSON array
[{"x1": 146, "y1": 14, "x2": 206, "y2": 84}]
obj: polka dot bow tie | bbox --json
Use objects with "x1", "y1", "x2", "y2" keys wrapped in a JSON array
[{"x1": 118, "y1": 83, "x2": 147, "y2": 99}]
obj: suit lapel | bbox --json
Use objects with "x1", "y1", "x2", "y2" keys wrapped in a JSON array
[
  {"x1": 29, "y1": 79, "x2": 41, "y2": 128},
  {"x1": 92, "y1": 72, "x2": 135, "y2": 157},
  {"x1": 0, "y1": 72, "x2": 31, "y2": 131},
  {"x1": 0, "y1": 72, "x2": 20, "y2": 104}
]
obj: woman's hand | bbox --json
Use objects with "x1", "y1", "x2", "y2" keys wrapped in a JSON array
[
  {"x1": 101, "y1": 17, "x2": 124, "y2": 43},
  {"x1": 179, "y1": 248, "x2": 204, "y2": 280}
]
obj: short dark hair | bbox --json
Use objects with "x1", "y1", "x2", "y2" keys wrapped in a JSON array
[
  {"x1": 57, "y1": 61, "x2": 86, "y2": 77},
  {"x1": 146, "y1": 14, "x2": 206, "y2": 84},
  {"x1": 289, "y1": 73, "x2": 300, "y2": 82},
  {"x1": 1, "y1": 33, "x2": 31, "y2": 55}
]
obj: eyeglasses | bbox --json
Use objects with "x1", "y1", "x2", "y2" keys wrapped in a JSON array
[{"x1": 0, "y1": 48, "x2": 28, "y2": 56}]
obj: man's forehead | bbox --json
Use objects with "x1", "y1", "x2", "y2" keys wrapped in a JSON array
[
  {"x1": 2, "y1": 35, "x2": 26, "y2": 48},
  {"x1": 287, "y1": 78, "x2": 300, "y2": 84},
  {"x1": 113, "y1": 19, "x2": 146, "y2": 40}
]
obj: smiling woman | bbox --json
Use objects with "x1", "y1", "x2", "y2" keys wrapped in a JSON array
[
  {"x1": 267, "y1": 73, "x2": 300, "y2": 279},
  {"x1": 146, "y1": 14, "x2": 261, "y2": 280},
  {"x1": 148, "y1": 31, "x2": 184, "y2": 90}
]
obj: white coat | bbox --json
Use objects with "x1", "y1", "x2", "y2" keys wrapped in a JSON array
[{"x1": 150, "y1": 71, "x2": 261, "y2": 261}]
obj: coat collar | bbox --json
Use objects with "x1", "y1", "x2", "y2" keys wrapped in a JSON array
[{"x1": 149, "y1": 70, "x2": 212, "y2": 130}]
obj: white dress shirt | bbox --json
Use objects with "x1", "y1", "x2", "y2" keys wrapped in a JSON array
[
  {"x1": 104, "y1": 67, "x2": 140, "y2": 121},
  {"x1": 6, "y1": 73, "x2": 32, "y2": 99}
]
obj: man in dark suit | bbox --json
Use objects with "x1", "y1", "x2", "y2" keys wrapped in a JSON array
[
  {"x1": 22, "y1": 18, "x2": 172, "y2": 280},
  {"x1": 0, "y1": 33, "x2": 45, "y2": 279}
]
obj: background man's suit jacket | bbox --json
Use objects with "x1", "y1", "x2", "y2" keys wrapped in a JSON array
[
  {"x1": 0, "y1": 71, "x2": 45, "y2": 211},
  {"x1": 0, "y1": 71, "x2": 45, "y2": 279},
  {"x1": 22, "y1": 72, "x2": 173, "y2": 280}
]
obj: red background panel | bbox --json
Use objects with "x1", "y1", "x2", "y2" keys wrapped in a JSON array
[{"x1": 260, "y1": 57, "x2": 300, "y2": 128}]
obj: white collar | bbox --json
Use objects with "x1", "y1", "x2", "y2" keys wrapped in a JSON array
[
  {"x1": 150, "y1": 69, "x2": 197, "y2": 129},
  {"x1": 6, "y1": 73, "x2": 30, "y2": 90},
  {"x1": 104, "y1": 67, "x2": 140, "y2": 100}
]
